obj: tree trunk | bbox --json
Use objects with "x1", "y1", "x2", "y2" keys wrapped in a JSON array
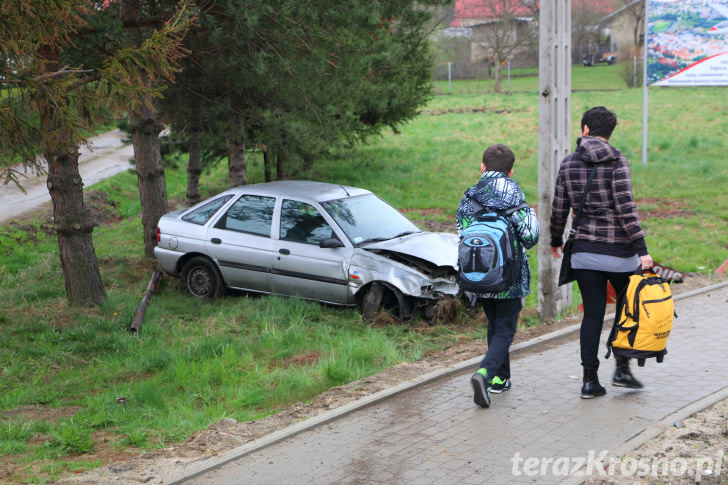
[
  {"x1": 123, "y1": 0, "x2": 168, "y2": 258},
  {"x1": 634, "y1": 16, "x2": 643, "y2": 48},
  {"x1": 263, "y1": 144, "x2": 272, "y2": 182},
  {"x1": 276, "y1": 148, "x2": 288, "y2": 180},
  {"x1": 493, "y1": 61, "x2": 503, "y2": 93},
  {"x1": 45, "y1": 151, "x2": 107, "y2": 306},
  {"x1": 130, "y1": 103, "x2": 168, "y2": 258},
  {"x1": 38, "y1": 46, "x2": 106, "y2": 307},
  {"x1": 227, "y1": 113, "x2": 247, "y2": 187},
  {"x1": 302, "y1": 153, "x2": 315, "y2": 173},
  {"x1": 186, "y1": 127, "x2": 202, "y2": 206}
]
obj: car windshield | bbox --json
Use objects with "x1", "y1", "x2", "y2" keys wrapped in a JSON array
[{"x1": 321, "y1": 193, "x2": 421, "y2": 246}]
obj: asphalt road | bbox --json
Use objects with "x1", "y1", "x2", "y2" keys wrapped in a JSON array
[{"x1": 0, "y1": 130, "x2": 134, "y2": 224}]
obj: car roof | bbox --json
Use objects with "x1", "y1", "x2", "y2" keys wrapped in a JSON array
[{"x1": 222, "y1": 180, "x2": 371, "y2": 203}]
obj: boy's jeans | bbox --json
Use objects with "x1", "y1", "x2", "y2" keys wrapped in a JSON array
[{"x1": 479, "y1": 297, "x2": 524, "y2": 379}]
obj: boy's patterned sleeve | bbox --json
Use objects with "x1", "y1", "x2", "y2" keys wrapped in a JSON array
[
  {"x1": 455, "y1": 195, "x2": 472, "y2": 236},
  {"x1": 511, "y1": 206, "x2": 540, "y2": 249}
]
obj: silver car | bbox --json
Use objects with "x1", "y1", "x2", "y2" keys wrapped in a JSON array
[{"x1": 154, "y1": 181, "x2": 458, "y2": 320}]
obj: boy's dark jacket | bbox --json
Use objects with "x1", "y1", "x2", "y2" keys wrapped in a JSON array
[
  {"x1": 550, "y1": 136, "x2": 647, "y2": 257},
  {"x1": 456, "y1": 171, "x2": 539, "y2": 299}
]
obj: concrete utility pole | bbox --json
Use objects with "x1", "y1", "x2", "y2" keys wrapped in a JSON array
[{"x1": 538, "y1": 0, "x2": 572, "y2": 320}]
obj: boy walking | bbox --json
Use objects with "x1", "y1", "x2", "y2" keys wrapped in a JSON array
[{"x1": 456, "y1": 144, "x2": 539, "y2": 408}]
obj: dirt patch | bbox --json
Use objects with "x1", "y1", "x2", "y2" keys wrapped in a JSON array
[
  {"x1": 421, "y1": 107, "x2": 527, "y2": 116},
  {"x1": 412, "y1": 218, "x2": 456, "y2": 233},
  {"x1": 167, "y1": 197, "x2": 186, "y2": 212},
  {"x1": 400, "y1": 208, "x2": 448, "y2": 216},
  {"x1": 0, "y1": 405, "x2": 83, "y2": 423},
  {"x1": 0, "y1": 218, "x2": 56, "y2": 249},
  {"x1": 637, "y1": 197, "x2": 696, "y2": 220},
  {"x1": 14, "y1": 437, "x2": 142, "y2": 484},
  {"x1": 270, "y1": 351, "x2": 322, "y2": 370},
  {"x1": 85, "y1": 190, "x2": 122, "y2": 226}
]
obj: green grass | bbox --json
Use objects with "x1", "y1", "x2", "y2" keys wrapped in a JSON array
[
  {"x1": 433, "y1": 64, "x2": 628, "y2": 94},
  {"x1": 1, "y1": 63, "x2": 727, "y2": 483}
]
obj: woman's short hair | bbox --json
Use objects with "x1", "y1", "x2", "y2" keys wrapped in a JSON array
[{"x1": 581, "y1": 106, "x2": 617, "y2": 139}]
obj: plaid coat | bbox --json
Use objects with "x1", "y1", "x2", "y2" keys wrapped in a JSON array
[
  {"x1": 550, "y1": 136, "x2": 647, "y2": 257},
  {"x1": 457, "y1": 171, "x2": 539, "y2": 299}
]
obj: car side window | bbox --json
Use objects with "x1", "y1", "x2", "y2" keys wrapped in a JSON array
[
  {"x1": 216, "y1": 195, "x2": 275, "y2": 237},
  {"x1": 280, "y1": 200, "x2": 335, "y2": 244},
  {"x1": 181, "y1": 195, "x2": 233, "y2": 225}
]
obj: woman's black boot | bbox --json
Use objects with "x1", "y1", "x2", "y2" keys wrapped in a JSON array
[
  {"x1": 613, "y1": 357, "x2": 644, "y2": 389},
  {"x1": 581, "y1": 367, "x2": 606, "y2": 399}
]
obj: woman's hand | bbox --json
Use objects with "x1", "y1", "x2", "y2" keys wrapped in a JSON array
[
  {"x1": 550, "y1": 246, "x2": 563, "y2": 258},
  {"x1": 640, "y1": 254, "x2": 654, "y2": 270}
]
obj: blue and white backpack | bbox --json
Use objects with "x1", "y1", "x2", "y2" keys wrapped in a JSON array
[{"x1": 457, "y1": 200, "x2": 529, "y2": 294}]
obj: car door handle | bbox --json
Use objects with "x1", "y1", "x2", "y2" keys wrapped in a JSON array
[
  {"x1": 279, "y1": 248, "x2": 290, "y2": 255},
  {"x1": 211, "y1": 238, "x2": 221, "y2": 244}
]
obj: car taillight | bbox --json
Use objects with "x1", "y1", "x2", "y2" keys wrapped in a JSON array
[{"x1": 156, "y1": 227, "x2": 161, "y2": 243}]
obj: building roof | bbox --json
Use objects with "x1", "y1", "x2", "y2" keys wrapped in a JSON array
[
  {"x1": 450, "y1": 0, "x2": 622, "y2": 27},
  {"x1": 450, "y1": 0, "x2": 535, "y2": 27},
  {"x1": 596, "y1": 0, "x2": 642, "y2": 26}
]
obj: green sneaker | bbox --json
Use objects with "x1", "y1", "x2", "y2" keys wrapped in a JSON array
[
  {"x1": 490, "y1": 376, "x2": 512, "y2": 394},
  {"x1": 471, "y1": 368, "x2": 491, "y2": 408}
]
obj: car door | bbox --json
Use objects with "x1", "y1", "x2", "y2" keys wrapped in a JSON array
[
  {"x1": 205, "y1": 194, "x2": 276, "y2": 293},
  {"x1": 271, "y1": 199, "x2": 352, "y2": 304}
]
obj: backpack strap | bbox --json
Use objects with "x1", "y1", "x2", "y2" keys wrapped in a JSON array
[
  {"x1": 570, "y1": 165, "x2": 599, "y2": 235},
  {"x1": 503, "y1": 202, "x2": 531, "y2": 216}
]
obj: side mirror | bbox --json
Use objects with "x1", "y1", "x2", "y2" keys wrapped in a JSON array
[{"x1": 319, "y1": 238, "x2": 344, "y2": 249}]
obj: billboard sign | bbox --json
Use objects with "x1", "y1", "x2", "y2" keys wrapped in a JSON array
[{"x1": 648, "y1": 0, "x2": 728, "y2": 86}]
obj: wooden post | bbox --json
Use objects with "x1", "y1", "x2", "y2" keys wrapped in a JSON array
[
  {"x1": 129, "y1": 270, "x2": 163, "y2": 333},
  {"x1": 538, "y1": 0, "x2": 572, "y2": 320}
]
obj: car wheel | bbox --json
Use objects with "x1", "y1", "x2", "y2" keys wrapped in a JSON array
[
  {"x1": 181, "y1": 256, "x2": 224, "y2": 298},
  {"x1": 360, "y1": 282, "x2": 385, "y2": 321},
  {"x1": 359, "y1": 282, "x2": 412, "y2": 321}
]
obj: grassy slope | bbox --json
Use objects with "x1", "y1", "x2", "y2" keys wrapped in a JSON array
[{"x1": 1, "y1": 64, "x2": 727, "y2": 482}]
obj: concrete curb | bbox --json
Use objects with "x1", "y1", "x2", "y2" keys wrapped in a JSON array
[{"x1": 168, "y1": 279, "x2": 728, "y2": 484}]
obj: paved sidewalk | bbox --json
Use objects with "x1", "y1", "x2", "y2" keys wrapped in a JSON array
[{"x1": 180, "y1": 284, "x2": 728, "y2": 484}]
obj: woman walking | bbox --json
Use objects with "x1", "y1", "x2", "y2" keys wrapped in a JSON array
[{"x1": 550, "y1": 106, "x2": 654, "y2": 399}]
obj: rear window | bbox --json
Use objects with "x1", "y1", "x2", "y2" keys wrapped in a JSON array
[
  {"x1": 216, "y1": 195, "x2": 276, "y2": 237},
  {"x1": 181, "y1": 195, "x2": 233, "y2": 225}
]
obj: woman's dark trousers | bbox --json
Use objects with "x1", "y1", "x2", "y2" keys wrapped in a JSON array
[{"x1": 574, "y1": 269, "x2": 631, "y2": 370}]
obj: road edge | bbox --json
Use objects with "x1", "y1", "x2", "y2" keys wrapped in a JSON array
[{"x1": 168, "y1": 279, "x2": 728, "y2": 484}]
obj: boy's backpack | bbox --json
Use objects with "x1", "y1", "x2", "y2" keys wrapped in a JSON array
[
  {"x1": 605, "y1": 271, "x2": 676, "y2": 366},
  {"x1": 457, "y1": 200, "x2": 529, "y2": 294}
]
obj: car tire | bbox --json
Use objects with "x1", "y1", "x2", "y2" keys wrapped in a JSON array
[
  {"x1": 359, "y1": 282, "x2": 413, "y2": 321},
  {"x1": 180, "y1": 256, "x2": 224, "y2": 299},
  {"x1": 360, "y1": 282, "x2": 385, "y2": 321}
]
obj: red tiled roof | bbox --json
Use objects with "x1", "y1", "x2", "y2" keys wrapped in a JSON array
[
  {"x1": 451, "y1": 0, "x2": 532, "y2": 26},
  {"x1": 450, "y1": 0, "x2": 618, "y2": 27}
]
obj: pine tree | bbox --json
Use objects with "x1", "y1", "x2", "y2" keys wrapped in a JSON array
[
  {"x1": 0, "y1": 1, "x2": 191, "y2": 306},
  {"x1": 157, "y1": 0, "x2": 449, "y2": 189}
]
